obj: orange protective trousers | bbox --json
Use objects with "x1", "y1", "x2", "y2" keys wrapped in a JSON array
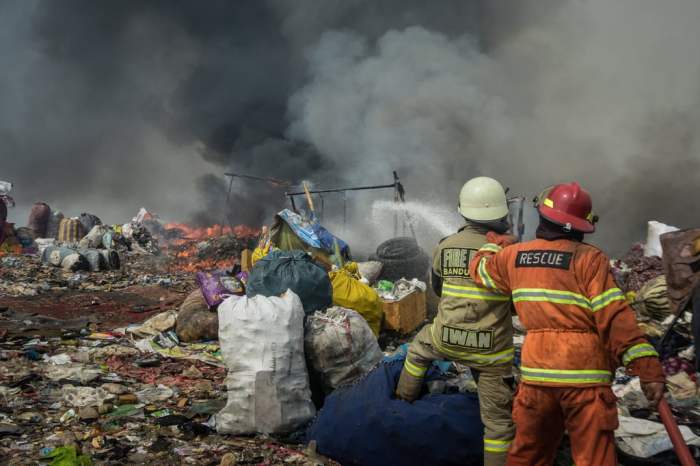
[{"x1": 506, "y1": 384, "x2": 619, "y2": 466}]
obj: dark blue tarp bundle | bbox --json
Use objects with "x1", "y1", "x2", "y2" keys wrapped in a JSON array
[{"x1": 306, "y1": 359, "x2": 484, "y2": 466}]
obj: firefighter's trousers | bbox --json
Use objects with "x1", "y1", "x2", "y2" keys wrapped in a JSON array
[
  {"x1": 506, "y1": 384, "x2": 618, "y2": 466},
  {"x1": 396, "y1": 325, "x2": 514, "y2": 466}
]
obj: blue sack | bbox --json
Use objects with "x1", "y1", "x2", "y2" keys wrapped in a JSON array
[{"x1": 306, "y1": 359, "x2": 484, "y2": 466}]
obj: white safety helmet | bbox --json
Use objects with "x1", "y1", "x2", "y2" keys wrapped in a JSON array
[{"x1": 458, "y1": 176, "x2": 509, "y2": 221}]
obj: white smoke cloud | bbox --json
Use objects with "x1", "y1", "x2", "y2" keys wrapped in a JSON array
[{"x1": 288, "y1": 0, "x2": 700, "y2": 254}]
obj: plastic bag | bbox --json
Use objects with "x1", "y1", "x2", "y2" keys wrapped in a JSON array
[
  {"x1": 80, "y1": 248, "x2": 107, "y2": 272},
  {"x1": 46, "y1": 210, "x2": 64, "y2": 239},
  {"x1": 357, "y1": 261, "x2": 383, "y2": 284},
  {"x1": 79, "y1": 225, "x2": 108, "y2": 249},
  {"x1": 644, "y1": 221, "x2": 679, "y2": 257},
  {"x1": 41, "y1": 246, "x2": 88, "y2": 271},
  {"x1": 196, "y1": 270, "x2": 244, "y2": 308},
  {"x1": 305, "y1": 307, "x2": 382, "y2": 391},
  {"x1": 57, "y1": 218, "x2": 86, "y2": 243},
  {"x1": 246, "y1": 250, "x2": 332, "y2": 314},
  {"x1": 100, "y1": 249, "x2": 120, "y2": 269},
  {"x1": 78, "y1": 213, "x2": 102, "y2": 236},
  {"x1": 329, "y1": 266, "x2": 383, "y2": 336},
  {"x1": 28, "y1": 202, "x2": 51, "y2": 238},
  {"x1": 215, "y1": 291, "x2": 315, "y2": 435}
]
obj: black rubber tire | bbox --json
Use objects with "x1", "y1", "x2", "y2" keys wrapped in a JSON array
[{"x1": 372, "y1": 237, "x2": 430, "y2": 282}]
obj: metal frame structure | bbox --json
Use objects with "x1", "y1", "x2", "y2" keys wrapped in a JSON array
[{"x1": 285, "y1": 171, "x2": 414, "y2": 238}]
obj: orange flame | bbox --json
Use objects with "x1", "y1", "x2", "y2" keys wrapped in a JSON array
[{"x1": 163, "y1": 223, "x2": 260, "y2": 272}]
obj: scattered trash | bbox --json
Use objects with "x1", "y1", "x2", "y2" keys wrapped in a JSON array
[
  {"x1": 616, "y1": 415, "x2": 700, "y2": 458},
  {"x1": 2, "y1": 198, "x2": 698, "y2": 466},
  {"x1": 41, "y1": 445, "x2": 93, "y2": 466}
]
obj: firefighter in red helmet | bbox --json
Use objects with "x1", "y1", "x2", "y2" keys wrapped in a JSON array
[{"x1": 469, "y1": 182, "x2": 665, "y2": 466}]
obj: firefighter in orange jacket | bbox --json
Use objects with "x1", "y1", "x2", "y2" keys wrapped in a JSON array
[{"x1": 469, "y1": 182, "x2": 665, "y2": 466}]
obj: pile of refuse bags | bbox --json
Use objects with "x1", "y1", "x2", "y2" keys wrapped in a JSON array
[{"x1": 11, "y1": 203, "x2": 166, "y2": 272}]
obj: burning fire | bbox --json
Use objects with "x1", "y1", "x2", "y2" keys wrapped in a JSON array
[
  {"x1": 163, "y1": 223, "x2": 260, "y2": 273},
  {"x1": 164, "y1": 223, "x2": 259, "y2": 241}
]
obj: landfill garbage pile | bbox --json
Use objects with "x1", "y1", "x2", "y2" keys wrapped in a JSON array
[
  {"x1": 0, "y1": 301, "x2": 340, "y2": 465},
  {"x1": 578, "y1": 222, "x2": 700, "y2": 463}
]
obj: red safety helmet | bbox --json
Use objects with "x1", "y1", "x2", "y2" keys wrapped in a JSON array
[{"x1": 537, "y1": 182, "x2": 596, "y2": 233}]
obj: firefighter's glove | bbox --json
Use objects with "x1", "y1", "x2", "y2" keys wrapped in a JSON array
[
  {"x1": 641, "y1": 382, "x2": 664, "y2": 409},
  {"x1": 628, "y1": 356, "x2": 666, "y2": 410}
]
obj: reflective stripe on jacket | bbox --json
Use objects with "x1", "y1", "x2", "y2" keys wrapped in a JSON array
[{"x1": 468, "y1": 238, "x2": 658, "y2": 387}]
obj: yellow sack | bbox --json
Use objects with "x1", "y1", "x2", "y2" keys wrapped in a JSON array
[
  {"x1": 329, "y1": 265, "x2": 383, "y2": 336},
  {"x1": 251, "y1": 244, "x2": 272, "y2": 265}
]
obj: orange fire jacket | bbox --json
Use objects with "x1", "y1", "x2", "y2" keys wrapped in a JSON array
[{"x1": 469, "y1": 237, "x2": 664, "y2": 387}]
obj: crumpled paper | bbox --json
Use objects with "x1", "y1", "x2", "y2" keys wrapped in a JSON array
[{"x1": 126, "y1": 310, "x2": 177, "y2": 337}]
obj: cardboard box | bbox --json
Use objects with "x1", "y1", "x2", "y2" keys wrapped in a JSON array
[
  {"x1": 240, "y1": 249, "x2": 253, "y2": 272},
  {"x1": 382, "y1": 290, "x2": 427, "y2": 334}
]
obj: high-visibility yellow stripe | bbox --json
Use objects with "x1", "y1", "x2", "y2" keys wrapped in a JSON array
[
  {"x1": 430, "y1": 325, "x2": 514, "y2": 363},
  {"x1": 479, "y1": 243, "x2": 502, "y2": 253},
  {"x1": 478, "y1": 258, "x2": 498, "y2": 291},
  {"x1": 512, "y1": 288, "x2": 591, "y2": 310},
  {"x1": 521, "y1": 366, "x2": 612, "y2": 384},
  {"x1": 484, "y1": 438, "x2": 513, "y2": 453},
  {"x1": 442, "y1": 284, "x2": 510, "y2": 301},
  {"x1": 443, "y1": 290, "x2": 510, "y2": 301},
  {"x1": 622, "y1": 343, "x2": 659, "y2": 366},
  {"x1": 403, "y1": 359, "x2": 428, "y2": 378},
  {"x1": 590, "y1": 288, "x2": 626, "y2": 312}
]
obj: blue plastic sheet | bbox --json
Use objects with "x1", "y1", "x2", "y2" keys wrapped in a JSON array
[
  {"x1": 306, "y1": 359, "x2": 484, "y2": 466},
  {"x1": 276, "y1": 209, "x2": 349, "y2": 256}
]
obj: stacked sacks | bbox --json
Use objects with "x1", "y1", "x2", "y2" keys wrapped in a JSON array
[
  {"x1": 79, "y1": 225, "x2": 110, "y2": 249},
  {"x1": 246, "y1": 250, "x2": 332, "y2": 314},
  {"x1": 42, "y1": 230, "x2": 120, "y2": 272},
  {"x1": 42, "y1": 245, "x2": 88, "y2": 272}
]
